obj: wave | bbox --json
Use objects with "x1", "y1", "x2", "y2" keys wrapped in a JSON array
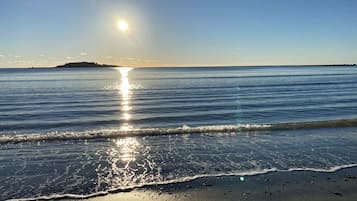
[
  {"x1": 7, "y1": 163, "x2": 357, "y2": 201},
  {"x1": 0, "y1": 124, "x2": 270, "y2": 144},
  {"x1": 2, "y1": 118, "x2": 357, "y2": 144}
]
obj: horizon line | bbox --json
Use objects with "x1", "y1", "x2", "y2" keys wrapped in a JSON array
[{"x1": 1, "y1": 63, "x2": 356, "y2": 69}]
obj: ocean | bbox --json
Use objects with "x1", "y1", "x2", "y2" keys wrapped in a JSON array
[{"x1": 1, "y1": 66, "x2": 357, "y2": 200}]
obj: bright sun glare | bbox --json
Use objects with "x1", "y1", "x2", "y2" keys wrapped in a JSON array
[{"x1": 117, "y1": 19, "x2": 128, "y2": 31}]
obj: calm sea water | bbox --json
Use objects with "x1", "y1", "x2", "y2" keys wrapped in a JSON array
[{"x1": 1, "y1": 66, "x2": 357, "y2": 200}]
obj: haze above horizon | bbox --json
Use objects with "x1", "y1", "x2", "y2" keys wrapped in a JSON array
[{"x1": 0, "y1": 0, "x2": 356, "y2": 68}]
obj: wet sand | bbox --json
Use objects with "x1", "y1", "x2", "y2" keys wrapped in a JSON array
[{"x1": 75, "y1": 166, "x2": 357, "y2": 201}]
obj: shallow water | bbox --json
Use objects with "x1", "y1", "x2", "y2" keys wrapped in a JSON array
[{"x1": 1, "y1": 66, "x2": 357, "y2": 200}]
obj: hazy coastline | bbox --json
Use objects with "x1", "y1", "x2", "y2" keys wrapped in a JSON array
[{"x1": 21, "y1": 63, "x2": 357, "y2": 69}]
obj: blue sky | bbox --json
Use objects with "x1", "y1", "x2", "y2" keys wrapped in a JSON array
[{"x1": 0, "y1": 0, "x2": 356, "y2": 67}]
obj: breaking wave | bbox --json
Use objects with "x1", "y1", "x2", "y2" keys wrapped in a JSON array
[{"x1": 2, "y1": 118, "x2": 357, "y2": 144}]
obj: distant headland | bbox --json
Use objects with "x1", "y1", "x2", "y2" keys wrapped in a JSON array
[
  {"x1": 41, "y1": 62, "x2": 356, "y2": 69},
  {"x1": 55, "y1": 62, "x2": 119, "y2": 68}
]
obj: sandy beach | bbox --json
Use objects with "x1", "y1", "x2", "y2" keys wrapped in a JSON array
[{"x1": 74, "y1": 167, "x2": 357, "y2": 201}]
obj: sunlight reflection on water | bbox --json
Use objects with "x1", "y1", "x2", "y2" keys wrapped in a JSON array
[
  {"x1": 105, "y1": 137, "x2": 142, "y2": 186},
  {"x1": 114, "y1": 137, "x2": 140, "y2": 163},
  {"x1": 117, "y1": 67, "x2": 133, "y2": 131}
]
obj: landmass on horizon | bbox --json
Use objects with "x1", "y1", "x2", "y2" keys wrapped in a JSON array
[
  {"x1": 51, "y1": 62, "x2": 356, "y2": 69},
  {"x1": 55, "y1": 62, "x2": 119, "y2": 68}
]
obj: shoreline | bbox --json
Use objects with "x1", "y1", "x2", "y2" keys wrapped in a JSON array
[
  {"x1": 79, "y1": 166, "x2": 357, "y2": 201},
  {"x1": 12, "y1": 165, "x2": 357, "y2": 201}
]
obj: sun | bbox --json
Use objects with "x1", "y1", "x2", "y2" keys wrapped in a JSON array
[{"x1": 117, "y1": 19, "x2": 128, "y2": 32}]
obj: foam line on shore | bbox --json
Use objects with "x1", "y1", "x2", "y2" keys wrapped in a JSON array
[{"x1": 7, "y1": 163, "x2": 357, "y2": 201}]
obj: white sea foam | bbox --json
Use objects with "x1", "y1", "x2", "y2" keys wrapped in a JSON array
[
  {"x1": 7, "y1": 164, "x2": 357, "y2": 201},
  {"x1": 0, "y1": 124, "x2": 271, "y2": 144},
  {"x1": 2, "y1": 118, "x2": 357, "y2": 144}
]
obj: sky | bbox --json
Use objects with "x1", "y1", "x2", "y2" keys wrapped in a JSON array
[{"x1": 0, "y1": 0, "x2": 356, "y2": 67}]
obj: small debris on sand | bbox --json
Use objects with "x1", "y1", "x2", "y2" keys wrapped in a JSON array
[
  {"x1": 330, "y1": 191, "x2": 343, "y2": 196},
  {"x1": 202, "y1": 183, "x2": 212, "y2": 187},
  {"x1": 345, "y1": 175, "x2": 357, "y2": 179}
]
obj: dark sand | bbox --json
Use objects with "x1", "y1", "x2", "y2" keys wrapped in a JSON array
[{"x1": 72, "y1": 167, "x2": 357, "y2": 201}]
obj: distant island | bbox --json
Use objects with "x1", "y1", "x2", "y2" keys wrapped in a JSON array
[
  {"x1": 49, "y1": 62, "x2": 356, "y2": 69},
  {"x1": 55, "y1": 62, "x2": 119, "y2": 68}
]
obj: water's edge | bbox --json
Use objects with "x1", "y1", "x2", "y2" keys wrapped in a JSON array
[{"x1": 8, "y1": 164, "x2": 357, "y2": 201}]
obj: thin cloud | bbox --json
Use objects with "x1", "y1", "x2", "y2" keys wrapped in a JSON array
[{"x1": 79, "y1": 52, "x2": 88, "y2": 56}]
